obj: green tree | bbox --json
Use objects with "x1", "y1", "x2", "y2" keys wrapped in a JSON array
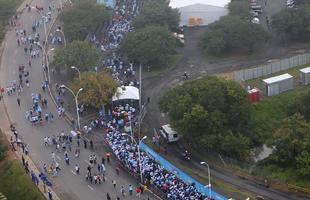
[
  {"x1": 271, "y1": 6, "x2": 310, "y2": 41},
  {"x1": 228, "y1": 0, "x2": 250, "y2": 19},
  {"x1": 60, "y1": 0, "x2": 111, "y2": 41},
  {"x1": 70, "y1": 71, "x2": 118, "y2": 108},
  {"x1": 296, "y1": 151, "x2": 310, "y2": 177},
  {"x1": 52, "y1": 40, "x2": 100, "y2": 71},
  {"x1": 117, "y1": 25, "x2": 177, "y2": 67},
  {"x1": 133, "y1": 0, "x2": 180, "y2": 31},
  {"x1": 201, "y1": 16, "x2": 268, "y2": 55},
  {"x1": 288, "y1": 91, "x2": 310, "y2": 121},
  {"x1": 160, "y1": 76, "x2": 252, "y2": 160},
  {"x1": 269, "y1": 114, "x2": 310, "y2": 166}
]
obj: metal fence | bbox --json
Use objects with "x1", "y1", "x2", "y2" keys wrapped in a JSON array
[{"x1": 234, "y1": 53, "x2": 310, "y2": 82}]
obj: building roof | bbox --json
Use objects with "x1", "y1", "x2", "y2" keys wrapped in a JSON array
[
  {"x1": 300, "y1": 66, "x2": 310, "y2": 73},
  {"x1": 178, "y1": 3, "x2": 228, "y2": 26},
  {"x1": 263, "y1": 73, "x2": 293, "y2": 84},
  {"x1": 169, "y1": 0, "x2": 231, "y2": 8}
]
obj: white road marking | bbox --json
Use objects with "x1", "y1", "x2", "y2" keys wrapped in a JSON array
[
  {"x1": 71, "y1": 170, "x2": 76, "y2": 175},
  {"x1": 84, "y1": 160, "x2": 91, "y2": 165},
  {"x1": 56, "y1": 155, "x2": 61, "y2": 160},
  {"x1": 87, "y1": 185, "x2": 94, "y2": 190}
]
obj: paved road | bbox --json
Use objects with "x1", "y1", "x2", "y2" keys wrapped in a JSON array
[{"x1": 0, "y1": 0, "x2": 156, "y2": 200}]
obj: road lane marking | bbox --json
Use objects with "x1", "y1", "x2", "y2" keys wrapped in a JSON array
[
  {"x1": 71, "y1": 170, "x2": 76, "y2": 175},
  {"x1": 56, "y1": 155, "x2": 61, "y2": 160},
  {"x1": 88, "y1": 185, "x2": 94, "y2": 190}
]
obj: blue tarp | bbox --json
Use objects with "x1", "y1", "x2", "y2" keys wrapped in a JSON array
[
  {"x1": 140, "y1": 142, "x2": 228, "y2": 200},
  {"x1": 97, "y1": 0, "x2": 116, "y2": 8}
]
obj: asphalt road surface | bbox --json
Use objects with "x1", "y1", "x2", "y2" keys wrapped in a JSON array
[{"x1": 0, "y1": 0, "x2": 156, "y2": 199}]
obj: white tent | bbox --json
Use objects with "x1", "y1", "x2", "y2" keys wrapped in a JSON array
[{"x1": 112, "y1": 86, "x2": 139, "y2": 101}]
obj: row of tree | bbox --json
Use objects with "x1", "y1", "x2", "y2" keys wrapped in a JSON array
[
  {"x1": 117, "y1": 0, "x2": 180, "y2": 68},
  {"x1": 52, "y1": 0, "x2": 118, "y2": 108}
]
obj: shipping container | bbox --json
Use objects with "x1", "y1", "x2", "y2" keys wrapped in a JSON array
[
  {"x1": 300, "y1": 67, "x2": 310, "y2": 85},
  {"x1": 262, "y1": 73, "x2": 293, "y2": 96}
]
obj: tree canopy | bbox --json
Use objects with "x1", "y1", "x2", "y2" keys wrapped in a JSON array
[
  {"x1": 52, "y1": 40, "x2": 100, "y2": 71},
  {"x1": 201, "y1": 16, "x2": 268, "y2": 55},
  {"x1": 268, "y1": 114, "x2": 310, "y2": 177},
  {"x1": 117, "y1": 25, "x2": 177, "y2": 68},
  {"x1": 159, "y1": 76, "x2": 252, "y2": 160},
  {"x1": 60, "y1": 0, "x2": 111, "y2": 41},
  {"x1": 70, "y1": 71, "x2": 118, "y2": 108},
  {"x1": 271, "y1": 6, "x2": 310, "y2": 41},
  {"x1": 228, "y1": 0, "x2": 250, "y2": 19},
  {"x1": 133, "y1": 0, "x2": 180, "y2": 31}
]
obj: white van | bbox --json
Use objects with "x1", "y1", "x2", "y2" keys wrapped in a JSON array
[{"x1": 159, "y1": 124, "x2": 179, "y2": 143}]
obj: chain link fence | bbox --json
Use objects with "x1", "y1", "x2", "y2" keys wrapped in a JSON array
[{"x1": 234, "y1": 53, "x2": 310, "y2": 82}]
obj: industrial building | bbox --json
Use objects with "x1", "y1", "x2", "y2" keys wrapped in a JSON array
[{"x1": 169, "y1": 0, "x2": 230, "y2": 26}]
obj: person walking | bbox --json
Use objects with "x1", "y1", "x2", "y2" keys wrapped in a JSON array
[
  {"x1": 106, "y1": 192, "x2": 111, "y2": 200},
  {"x1": 90, "y1": 140, "x2": 93, "y2": 150},
  {"x1": 120, "y1": 185, "x2": 125, "y2": 197},
  {"x1": 128, "y1": 184, "x2": 133, "y2": 195},
  {"x1": 112, "y1": 179, "x2": 116, "y2": 188},
  {"x1": 75, "y1": 164, "x2": 80, "y2": 174},
  {"x1": 48, "y1": 189, "x2": 53, "y2": 200},
  {"x1": 17, "y1": 97, "x2": 21, "y2": 107}
]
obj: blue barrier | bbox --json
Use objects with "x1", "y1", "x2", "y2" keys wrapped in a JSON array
[{"x1": 140, "y1": 142, "x2": 228, "y2": 200}]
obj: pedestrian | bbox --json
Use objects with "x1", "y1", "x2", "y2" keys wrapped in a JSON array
[
  {"x1": 22, "y1": 155, "x2": 25, "y2": 166},
  {"x1": 84, "y1": 139, "x2": 87, "y2": 149},
  {"x1": 17, "y1": 97, "x2": 21, "y2": 106},
  {"x1": 120, "y1": 185, "x2": 125, "y2": 196},
  {"x1": 136, "y1": 186, "x2": 141, "y2": 198},
  {"x1": 128, "y1": 184, "x2": 133, "y2": 195},
  {"x1": 75, "y1": 164, "x2": 80, "y2": 174},
  {"x1": 48, "y1": 189, "x2": 53, "y2": 200},
  {"x1": 106, "y1": 152, "x2": 111, "y2": 163},
  {"x1": 97, "y1": 163, "x2": 101, "y2": 172},
  {"x1": 43, "y1": 163, "x2": 47, "y2": 173},
  {"x1": 65, "y1": 156, "x2": 69, "y2": 165},
  {"x1": 90, "y1": 140, "x2": 93, "y2": 150},
  {"x1": 112, "y1": 179, "x2": 116, "y2": 188},
  {"x1": 101, "y1": 156, "x2": 105, "y2": 164},
  {"x1": 107, "y1": 192, "x2": 111, "y2": 200}
]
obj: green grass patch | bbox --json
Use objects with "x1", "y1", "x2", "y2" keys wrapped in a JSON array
[
  {"x1": 0, "y1": 160, "x2": 45, "y2": 200},
  {"x1": 253, "y1": 164, "x2": 310, "y2": 189}
]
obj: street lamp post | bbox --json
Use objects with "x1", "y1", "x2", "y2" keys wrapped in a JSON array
[
  {"x1": 122, "y1": 133, "x2": 147, "y2": 183},
  {"x1": 60, "y1": 85, "x2": 83, "y2": 130},
  {"x1": 71, "y1": 66, "x2": 81, "y2": 81},
  {"x1": 42, "y1": 48, "x2": 55, "y2": 81},
  {"x1": 200, "y1": 161, "x2": 212, "y2": 199}
]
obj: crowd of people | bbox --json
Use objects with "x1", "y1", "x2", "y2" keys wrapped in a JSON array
[{"x1": 105, "y1": 105, "x2": 207, "y2": 200}]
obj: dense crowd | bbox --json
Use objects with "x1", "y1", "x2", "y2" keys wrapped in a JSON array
[{"x1": 105, "y1": 105, "x2": 207, "y2": 200}]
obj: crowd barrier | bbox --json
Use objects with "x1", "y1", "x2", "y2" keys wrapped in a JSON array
[{"x1": 140, "y1": 142, "x2": 228, "y2": 200}]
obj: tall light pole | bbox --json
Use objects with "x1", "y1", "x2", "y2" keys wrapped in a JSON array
[
  {"x1": 71, "y1": 66, "x2": 81, "y2": 81},
  {"x1": 200, "y1": 161, "x2": 212, "y2": 199},
  {"x1": 122, "y1": 133, "x2": 147, "y2": 183},
  {"x1": 60, "y1": 85, "x2": 83, "y2": 130},
  {"x1": 42, "y1": 48, "x2": 55, "y2": 82}
]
